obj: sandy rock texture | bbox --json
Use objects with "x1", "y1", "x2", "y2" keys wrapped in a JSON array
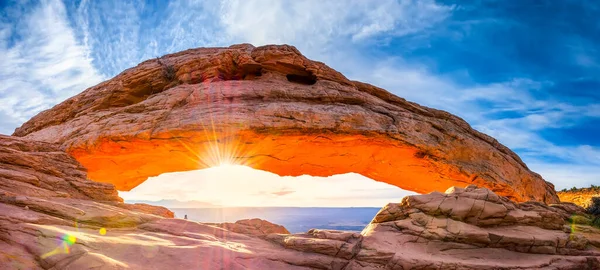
[{"x1": 13, "y1": 44, "x2": 558, "y2": 204}]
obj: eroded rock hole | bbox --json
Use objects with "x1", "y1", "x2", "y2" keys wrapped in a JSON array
[{"x1": 286, "y1": 74, "x2": 317, "y2": 85}]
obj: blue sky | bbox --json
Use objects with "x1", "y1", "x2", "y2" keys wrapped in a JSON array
[{"x1": 0, "y1": 0, "x2": 598, "y2": 199}]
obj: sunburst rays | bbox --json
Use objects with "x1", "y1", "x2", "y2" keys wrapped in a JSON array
[{"x1": 162, "y1": 80, "x2": 263, "y2": 170}]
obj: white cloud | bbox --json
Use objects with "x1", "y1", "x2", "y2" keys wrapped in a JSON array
[
  {"x1": 0, "y1": 0, "x2": 103, "y2": 134},
  {"x1": 528, "y1": 162, "x2": 600, "y2": 190},
  {"x1": 218, "y1": 0, "x2": 453, "y2": 59},
  {"x1": 120, "y1": 165, "x2": 416, "y2": 207},
  {"x1": 73, "y1": 0, "x2": 144, "y2": 77},
  {"x1": 72, "y1": 0, "x2": 227, "y2": 77}
]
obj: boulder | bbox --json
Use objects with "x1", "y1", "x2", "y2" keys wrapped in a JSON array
[{"x1": 214, "y1": 218, "x2": 290, "y2": 237}]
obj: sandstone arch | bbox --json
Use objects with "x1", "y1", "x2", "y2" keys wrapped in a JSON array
[{"x1": 13, "y1": 44, "x2": 559, "y2": 204}]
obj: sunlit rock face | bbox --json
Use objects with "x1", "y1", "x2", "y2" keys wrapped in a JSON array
[
  {"x1": 558, "y1": 187, "x2": 600, "y2": 209},
  {"x1": 213, "y1": 218, "x2": 291, "y2": 238},
  {"x1": 13, "y1": 44, "x2": 558, "y2": 203}
]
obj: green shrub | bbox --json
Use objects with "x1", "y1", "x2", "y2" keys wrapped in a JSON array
[
  {"x1": 589, "y1": 197, "x2": 600, "y2": 215},
  {"x1": 156, "y1": 57, "x2": 177, "y2": 81},
  {"x1": 589, "y1": 197, "x2": 600, "y2": 228},
  {"x1": 593, "y1": 217, "x2": 600, "y2": 228},
  {"x1": 569, "y1": 215, "x2": 592, "y2": 225}
]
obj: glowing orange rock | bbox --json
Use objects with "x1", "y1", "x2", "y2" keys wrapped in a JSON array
[
  {"x1": 558, "y1": 187, "x2": 600, "y2": 209},
  {"x1": 13, "y1": 44, "x2": 559, "y2": 203}
]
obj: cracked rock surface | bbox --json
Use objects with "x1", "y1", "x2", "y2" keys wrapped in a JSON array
[
  {"x1": 1, "y1": 135, "x2": 599, "y2": 269},
  {"x1": 13, "y1": 44, "x2": 558, "y2": 204}
]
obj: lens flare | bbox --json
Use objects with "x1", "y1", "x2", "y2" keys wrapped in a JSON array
[
  {"x1": 62, "y1": 234, "x2": 77, "y2": 245},
  {"x1": 40, "y1": 233, "x2": 77, "y2": 259},
  {"x1": 40, "y1": 221, "x2": 82, "y2": 259},
  {"x1": 164, "y1": 81, "x2": 264, "y2": 169}
]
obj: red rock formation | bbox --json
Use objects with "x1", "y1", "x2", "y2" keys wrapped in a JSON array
[
  {"x1": 13, "y1": 44, "x2": 558, "y2": 204},
  {"x1": 118, "y1": 203, "x2": 175, "y2": 218},
  {"x1": 2, "y1": 143, "x2": 598, "y2": 269},
  {"x1": 0, "y1": 135, "x2": 120, "y2": 202},
  {"x1": 0, "y1": 135, "x2": 173, "y2": 219},
  {"x1": 349, "y1": 186, "x2": 600, "y2": 269},
  {"x1": 214, "y1": 218, "x2": 290, "y2": 237}
]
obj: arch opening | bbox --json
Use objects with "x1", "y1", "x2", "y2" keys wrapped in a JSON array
[
  {"x1": 119, "y1": 164, "x2": 417, "y2": 233},
  {"x1": 119, "y1": 164, "x2": 417, "y2": 208},
  {"x1": 70, "y1": 130, "x2": 472, "y2": 197}
]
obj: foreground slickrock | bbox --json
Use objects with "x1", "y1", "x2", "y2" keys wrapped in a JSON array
[
  {"x1": 13, "y1": 44, "x2": 558, "y2": 204},
  {"x1": 1, "y1": 135, "x2": 599, "y2": 269}
]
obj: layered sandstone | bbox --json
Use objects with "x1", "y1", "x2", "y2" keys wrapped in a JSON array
[
  {"x1": 0, "y1": 135, "x2": 172, "y2": 219},
  {"x1": 213, "y1": 218, "x2": 291, "y2": 237},
  {"x1": 0, "y1": 135, "x2": 120, "y2": 203},
  {"x1": 13, "y1": 44, "x2": 558, "y2": 204},
  {"x1": 352, "y1": 186, "x2": 600, "y2": 269}
]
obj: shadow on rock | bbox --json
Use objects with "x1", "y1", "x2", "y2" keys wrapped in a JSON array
[{"x1": 589, "y1": 197, "x2": 600, "y2": 227}]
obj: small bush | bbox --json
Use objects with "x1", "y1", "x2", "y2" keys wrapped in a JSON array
[
  {"x1": 162, "y1": 65, "x2": 176, "y2": 81},
  {"x1": 593, "y1": 217, "x2": 600, "y2": 228},
  {"x1": 588, "y1": 197, "x2": 600, "y2": 215},
  {"x1": 156, "y1": 57, "x2": 177, "y2": 81},
  {"x1": 569, "y1": 215, "x2": 592, "y2": 226}
]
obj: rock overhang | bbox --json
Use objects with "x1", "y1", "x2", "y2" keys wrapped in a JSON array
[{"x1": 12, "y1": 43, "x2": 559, "y2": 204}]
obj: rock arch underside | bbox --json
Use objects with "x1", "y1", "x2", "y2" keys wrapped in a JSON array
[{"x1": 14, "y1": 44, "x2": 559, "y2": 204}]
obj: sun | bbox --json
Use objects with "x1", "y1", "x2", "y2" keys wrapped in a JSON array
[{"x1": 216, "y1": 161, "x2": 236, "y2": 168}]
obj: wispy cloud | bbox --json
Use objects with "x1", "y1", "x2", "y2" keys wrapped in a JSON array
[
  {"x1": 70, "y1": 0, "x2": 226, "y2": 77},
  {"x1": 72, "y1": 0, "x2": 143, "y2": 77},
  {"x1": 0, "y1": 0, "x2": 103, "y2": 134},
  {"x1": 219, "y1": 0, "x2": 453, "y2": 60},
  {"x1": 119, "y1": 165, "x2": 415, "y2": 207}
]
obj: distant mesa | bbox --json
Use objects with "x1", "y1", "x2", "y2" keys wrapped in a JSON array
[
  {"x1": 558, "y1": 185, "x2": 600, "y2": 209},
  {"x1": 13, "y1": 43, "x2": 558, "y2": 204}
]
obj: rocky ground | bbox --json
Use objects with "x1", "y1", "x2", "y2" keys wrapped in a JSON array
[{"x1": 1, "y1": 135, "x2": 599, "y2": 269}]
